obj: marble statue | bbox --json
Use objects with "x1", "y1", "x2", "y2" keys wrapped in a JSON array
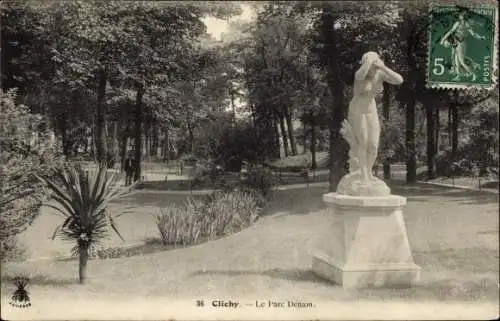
[{"x1": 337, "y1": 52, "x2": 403, "y2": 196}]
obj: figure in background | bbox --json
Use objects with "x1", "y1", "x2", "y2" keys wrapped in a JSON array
[
  {"x1": 341, "y1": 52, "x2": 403, "y2": 182},
  {"x1": 124, "y1": 154, "x2": 135, "y2": 186}
]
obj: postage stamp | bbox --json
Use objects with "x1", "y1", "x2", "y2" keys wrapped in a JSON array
[{"x1": 427, "y1": 4, "x2": 499, "y2": 89}]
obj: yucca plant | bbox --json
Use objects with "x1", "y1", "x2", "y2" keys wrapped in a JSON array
[{"x1": 36, "y1": 163, "x2": 137, "y2": 284}]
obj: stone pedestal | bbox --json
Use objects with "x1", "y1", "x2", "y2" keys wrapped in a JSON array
[{"x1": 312, "y1": 193, "x2": 420, "y2": 289}]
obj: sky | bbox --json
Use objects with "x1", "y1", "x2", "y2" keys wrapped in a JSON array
[
  {"x1": 202, "y1": 4, "x2": 256, "y2": 41},
  {"x1": 200, "y1": 4, "x2": 257, "y2": 117}
]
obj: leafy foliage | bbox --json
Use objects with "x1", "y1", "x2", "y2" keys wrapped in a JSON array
[
  {"x1": 0, "y1": 89, "x2": 64, "y2": 260},
  {"x1": 240, "y1": 166, "x2": 278, "y2": 198},
  {"x1": 155, "y1": 190, "x2": 260, "y2": 246},
  {"x1": 36, "y1": 162, "x2": 136, "y2": 282}
]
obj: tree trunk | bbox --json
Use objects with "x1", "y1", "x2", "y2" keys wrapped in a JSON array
[
  {"x1": 78, "y1": 247, "x2": 89, "y2": 285},
  {"x1": 144, "y1": 117, "x2": 150, "y2": 159},
  {"x1": 109, "y1": 120, "x2": 119, "y2": 168},
  {"x1": 134, "y1": 82, "x2": 144, "y2": 182},
  {"x1": 153, "y1": 120, "x2": 159, "y2": 156},
  {"x1": 250, "y1": 103, "x2": 256, "y2": 129},
  {"x1": 406, "y1": 96, "x2": 417, "y2": 184},
  {"x1": 59, "y1": 114, "x2": 70, "y2": 157},
  {"x1": 163, "y1": 127, "x2": 169, "y2": 162},
  {"x1": 451, "y1": 104, "x2": 459, "y2": 161},
  {"x1": 448, "y1": 104, "x2": 453, "y2": 147},
  {"x1": 426, "y1": 102, "x2": 436, "y2": 180},
  {"x1": 382, "y1": 83, "x2": 391, "y2": 180},
  {"x1": 310, "y1": 113, "x2": 317, "y2": 170},
  {"x1": 283, "y1": 106, "x2": 297, "y2": 156},
  {"x1": 272, "y1": 114, "x2": 280, "y2": 159},
  {"x1": 90, "y1": 121, "x2": 96, "y2": 160},
  {"x1": 231, "y1": 90, "x2": 237, "y2": 128},
  {"x1": 187, "y1": 125, "x2": 194, "y2": 155},
  {"x1": 95, "y1": 67, "x2": 107, "y2": 164},
  {"x1": 320, "y1": 9, "x2": 348, "y2": 192},
  {"x1": 435, "y1": 106, "x2": 440, "y2": 153},
  {"x1": 119, "y1": 122, "x2": 129, "y2": 172},
  {"x1": 278, "y1": 111, "x2": 290, "y2": 157},
  {"x1": 302, "y1": 116, "x2": 307, "y2": 154}
]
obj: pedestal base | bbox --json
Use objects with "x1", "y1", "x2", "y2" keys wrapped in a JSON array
[
  {"x1": 312, "y1": 253, "x2": 420, "y2": 288},
  {"x1": 312, "y1": 193, "x2": 421, "y2": 289}
]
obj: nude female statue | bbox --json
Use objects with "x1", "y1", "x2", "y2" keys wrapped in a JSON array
[{"x1": 346, "y1": 52, "x2": 403, "y2": 182}]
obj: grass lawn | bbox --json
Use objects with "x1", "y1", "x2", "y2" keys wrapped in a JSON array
[
  {"x1": 137, "y1": 170, "x2": 331, "y2": 191},
  {"x1": 2, "y1": 182, "x2": 498, "y2": 311},
  {"x1": 266, "y1": 151, "x2": 329, "y2": 169},
  {"x1": 428, "y1": 176, "x2": 499, "y2": 190}
]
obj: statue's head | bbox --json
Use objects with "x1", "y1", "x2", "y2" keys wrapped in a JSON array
[
  {"x1": 360, "y1": 51, "x2": 380, "y2": 66},
  {"x1": 458, "y1": 11, "x2": 467, "y2": 21}
]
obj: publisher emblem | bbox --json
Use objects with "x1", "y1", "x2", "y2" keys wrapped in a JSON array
[{"x1": 9, "y1": 276, "x2": 31, "y2": 308}]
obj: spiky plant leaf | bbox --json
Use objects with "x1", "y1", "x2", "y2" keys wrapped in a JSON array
[{"x1": 37, "y1": 163, "x2": 134, "y2": 256}]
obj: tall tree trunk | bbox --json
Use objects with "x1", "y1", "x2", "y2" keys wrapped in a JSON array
[
  {"x1": 231, "y1": 90, "x2": 237, "y2": 128},
  {"x1": 272, "y1": 115, "x2": 280, "y2": 159},
  {"x1": 144, "y1": 117, "x2": 150, "y2": 159},
  {"x1": 187, "y1": 126, "x2": 194, "y2": 155},
  {"x1": 164, "y1": 127, "x2": 170, "y2": 162},
  {"x1": 120, "y1": 121, "x2": 129, "y2": 172},
  {"x1": 250, "y1": 103, "x2": 256, "y2": 129},
  {"x1": 90, "y1": 121, "x2": 96, "y2": 160},
  {"x1": 451, "y1": 104, "x2": 459, "y2": 161},
  {"x1": 426, "y1": 102, "x2": 436, "y2": 180},
  {"x1": 153, "y1": 119, "x2": 159, "y2": 156},
  {"x1": 310, "y1": 113, "x2": 317, "y2": 170},
  {"x1": 108, "y1": 120, "x2": 119, "y2": 168},
  {"x1": 95, "y1": 67, "x2": 107, "y2": 164},
  {"x1": 78, "y1": 246, "x2": 89, "y2": 285},
  {"x1": 406, "y1": 95, "x2": 417, "y2": 183},
  {"x1": 382, "y1": 83, "x2": 391, "y2": 180},
  {"x1": 321, "y1": 9, "x2": 348, "y2": 191},
  {"x1": 302, "y1": 116, "x2": 307, "y2": 154},
  {"x1": 435, "y1": 106, "x2": 440, "y2": 153},
  {"x1": 278, "y1": 111, "x2": 290, "y2": 157},
  {"x1": 283, "y1": 106, "x2": 297, "y2": 155},
  {"x1": 59, "y1": 113, "x2": 70, "y2": 157},
  {"x1": 134, "y1": 82, "x2": 144, "y2": 182},
  {"x1": 448, "y1": 104, "x2": 453, "y2": 147}
]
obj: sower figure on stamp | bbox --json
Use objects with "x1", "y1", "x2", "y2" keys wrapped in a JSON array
[
  {"x1": 440, "y1": 11, "x2": 486, "y2": 81},
  {"x1": 338, "y1": 52, "x2": 403, "y2": 196}
]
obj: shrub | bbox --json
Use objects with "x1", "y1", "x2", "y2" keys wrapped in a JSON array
[
  {"x1": 179, "y1": 153, "x2": 197, "y2": 166},
  {"x1": 242, "y1": 166, "x2": 277, "y2": 197},
  {"x1": 192, "y1": 160, "x2": 225, "y2": 188},
  {"x1": 436, "y1": 149, "x2": 476, "y2": 177},
  {"x1": 221, "y1": 183, "x2": 267, "y2": 209},
  {"x1": 0, "y1": 89, "x2": 65, "y2": 261},
  {"x1": 204, "y1": 191, "x2": 260, "y2": 236},
  {"x1": 155, "y1": 191, "x2": 261, "y2": 246},
  {"x1": 211, "y1": 122, "x2": 271, "y2": 172},
  {"x1": 0, "y1": 237, "x2": 27, "y2": 262}
]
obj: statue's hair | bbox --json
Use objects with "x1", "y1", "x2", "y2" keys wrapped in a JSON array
[{"x1": 360, "y1": 51, "x2": 380, "y2": 65}]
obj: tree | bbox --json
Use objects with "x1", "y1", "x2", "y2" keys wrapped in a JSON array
[
  {"x1": 37, "y1": 164, "x2": 135, "y2": 284},
  {"x1": 307, "y1": 1, "x2": 401, "y2": 190}
]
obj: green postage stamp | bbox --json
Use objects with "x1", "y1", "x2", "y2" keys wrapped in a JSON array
[{"x1": 427, "y1": 4, "x2": 498, "y2": 89}]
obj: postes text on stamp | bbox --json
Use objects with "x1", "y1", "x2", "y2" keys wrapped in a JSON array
[{"x1": 427, "y1": 4, "x2": 498, "y2": 89}]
